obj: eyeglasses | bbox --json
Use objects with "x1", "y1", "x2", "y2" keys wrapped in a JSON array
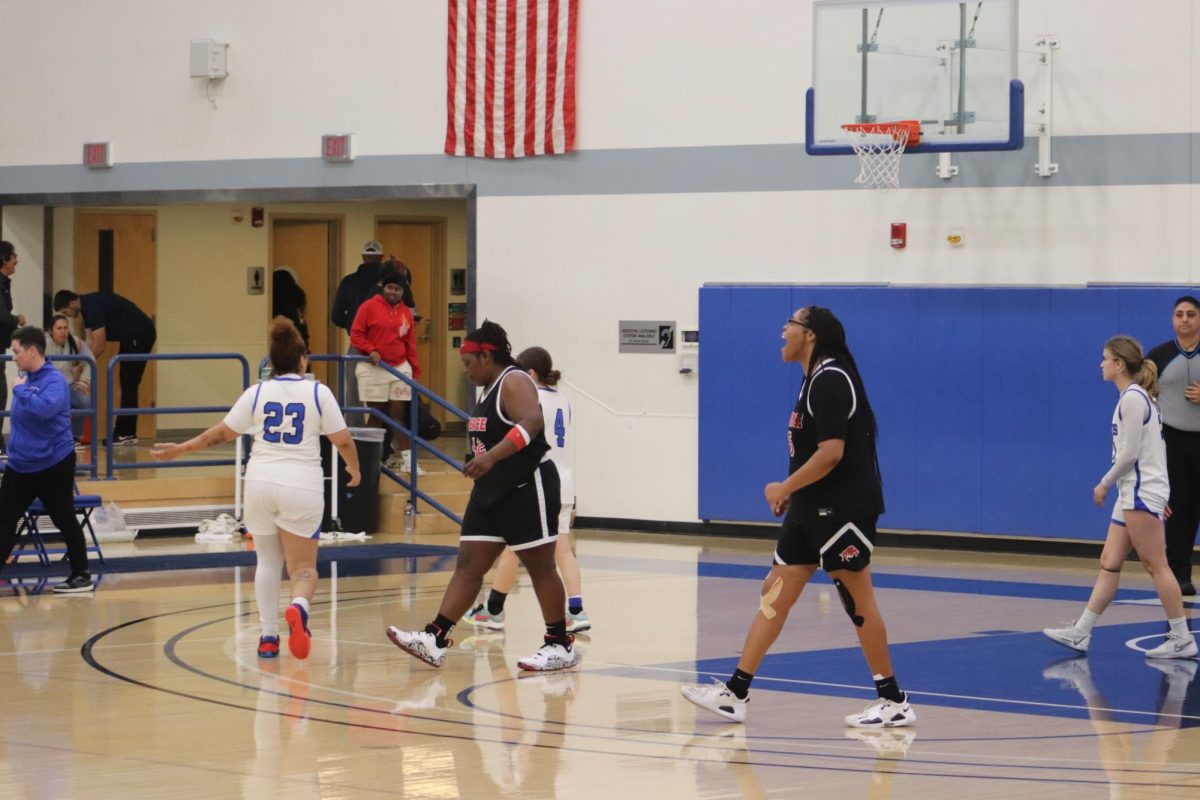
[{"x1": 785, "y1": 318, "x2": 808, "y2": 329}]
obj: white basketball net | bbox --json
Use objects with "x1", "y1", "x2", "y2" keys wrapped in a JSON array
[{"x1": 844, "y1": 125, "x2": 911, "y2": 190}]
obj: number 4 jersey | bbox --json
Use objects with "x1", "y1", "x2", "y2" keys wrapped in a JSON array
[
  {"x1": 224, "y1": 376, "x2": 348, "y2": 489},
  {"x1": 538, "y1": 386, "x2": 575, "y2": 504}
]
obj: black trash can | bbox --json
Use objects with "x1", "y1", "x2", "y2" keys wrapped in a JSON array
[{"x1": 322, "y1": 427, "x2": 384, "y2": 533}]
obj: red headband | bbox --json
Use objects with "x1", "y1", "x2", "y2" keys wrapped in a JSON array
[{"x1": 460, "y1": 341, "x2": 499, "y2": 354}]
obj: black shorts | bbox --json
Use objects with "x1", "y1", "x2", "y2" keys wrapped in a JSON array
[
  {"x1": 775, "y1": 514, "x2": 878, "y2": 572},
  {"x1": 460, "y1": 460, "x2": 561, "y2": 551}
]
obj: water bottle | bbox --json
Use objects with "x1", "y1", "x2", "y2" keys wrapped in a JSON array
[{"x1": 404, "y1": 501, "x2": 415, "y2": 534}]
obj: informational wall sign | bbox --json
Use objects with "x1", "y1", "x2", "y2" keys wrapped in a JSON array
[{"x1": 619, "y1": 320, "x2": 676, "y2": 354}]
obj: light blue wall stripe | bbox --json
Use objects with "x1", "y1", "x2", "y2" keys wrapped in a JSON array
[{"x1": 0, "y1": 134, "x2": 1193, "y2": 203}]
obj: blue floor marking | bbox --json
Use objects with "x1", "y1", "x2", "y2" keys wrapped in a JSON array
[
  {"x1": 614, "y1": 556, "x2": 1200, "y2": 726},
  {"x1": 695, "y1": 560, "x2": 1162, "y2": 603}
]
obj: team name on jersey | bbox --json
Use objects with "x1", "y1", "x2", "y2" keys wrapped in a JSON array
[
  {"x1": 468, "y1": 417, "x2": 488, "y2": 432},
  {"x1": 789, "y1": 411, "x2": 802, "y2": 430}
]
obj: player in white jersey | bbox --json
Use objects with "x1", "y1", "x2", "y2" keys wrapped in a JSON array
[
  {"x1": 153, "y1": 320, "x2": 361, "y2": 661},
  {"x1": 1044, "y1": 336, "x2": 1197, "y2": 659},
  {"x1": 461, "y1": 346, "x2": 591, "y2": 634}
]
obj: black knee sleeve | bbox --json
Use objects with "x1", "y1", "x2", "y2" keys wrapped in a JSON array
[{"x1": 832, "y1": 578, "x2": 865, "y2": 628}]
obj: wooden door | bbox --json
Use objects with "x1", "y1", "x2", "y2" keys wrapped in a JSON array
[
  {"x1": 375, "y1": 220, "x2": 445, "y2": 413},
  {"x1": 270, "y1": 217, "x2": 340, "y2": 385},
  {"x1": 74, "y1": 212, "x2": 157, "y2": 440}
]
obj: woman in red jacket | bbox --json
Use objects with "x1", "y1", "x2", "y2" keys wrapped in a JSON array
[{"x1": 350, "y1": 271, "x2": 423, "y2": 475}]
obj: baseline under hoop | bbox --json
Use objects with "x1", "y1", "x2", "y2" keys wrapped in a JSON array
[{"x1": 841, "y1": 121, "x2": 921, "y2": 190}]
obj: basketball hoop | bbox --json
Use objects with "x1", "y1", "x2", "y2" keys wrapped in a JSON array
[{"x1": 841, "y1": 121, "x2": 921, "y2": 190}]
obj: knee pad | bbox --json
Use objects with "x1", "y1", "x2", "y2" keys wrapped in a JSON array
[
  {"x1": 832, "y1": 578, "x2": 865, "y2": 628},
  {"x1": 758, "y1": 577, "x2": 784, "y2": 620}
]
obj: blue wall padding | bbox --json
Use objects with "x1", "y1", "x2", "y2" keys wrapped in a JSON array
[{"x1": 698, "y1": 285, "x2": 1200, "y2": 541}]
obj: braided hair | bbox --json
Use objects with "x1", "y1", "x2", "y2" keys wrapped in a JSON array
[
  {"x1": 464, "y1": 319, "x2": 516, "y2": 366},
  {"x1": 803, "y1": 306, "x2": 879, "y2": 444}
]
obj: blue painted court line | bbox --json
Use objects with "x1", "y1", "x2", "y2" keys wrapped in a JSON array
[
  {"x1": 654, "y1": 620, "x2": 1200, "y2": 727},
  {"x1": 695, "y1": 560, "x2": 1162, "y2": 603},
  {"x1": 579, "y1": 553, "x2": 1161, "y2": 604}
]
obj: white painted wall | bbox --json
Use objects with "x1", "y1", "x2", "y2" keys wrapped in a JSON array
[{"x1": 2, "y1": 1, "x2": 1199, "y2": 523}]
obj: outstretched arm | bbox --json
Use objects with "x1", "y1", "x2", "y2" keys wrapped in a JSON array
[{"x1": 152, "y1": 422, "x2": 239, "y2": 462}]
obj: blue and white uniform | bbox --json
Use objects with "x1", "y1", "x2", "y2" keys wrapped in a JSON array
[
  {"x1": 1102, "y1": 383, "x2": 1170, "y2": 524},
  {"x1": 538, "y1": 386, "x2": 575, "y2": 533},
  {"x1": 224, "y1": 376, "x2": 347, "y2": 538}
]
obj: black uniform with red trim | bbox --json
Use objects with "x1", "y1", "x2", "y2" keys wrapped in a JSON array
[
  {"x1": 461, "y1": 366, "x2": 561, "y2": 550},
  {"x1": 776, "y1": 357, "x2": 885, "y2": 572}
]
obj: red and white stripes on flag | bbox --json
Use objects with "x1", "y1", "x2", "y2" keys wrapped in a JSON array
[{"x1": 445, "y1": 0, "x2": 578, "y2": 158}]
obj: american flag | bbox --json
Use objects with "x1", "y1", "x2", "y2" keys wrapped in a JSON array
[{"x1": 445, "y1": 0, "x2": 578, "y2": 158}]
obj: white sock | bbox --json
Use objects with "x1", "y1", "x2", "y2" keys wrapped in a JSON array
[
  {"x1": 254, "y1": 534, "x2": 285, "y2": 637},
  {"x1": 1075, "y1": 608, "x2": 1101, "y2": 634},
  {"x1": 1168, "y1": 616, "x2": 1191, "y2": 637},
  {"x1": 291, "y1": 596, "x2": 311, "y2": 613}
]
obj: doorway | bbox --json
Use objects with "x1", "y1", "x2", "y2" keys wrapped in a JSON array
[
  {"x1": 375, "y1": 219, "x2": 447, "y2": 416},
  {"x1": 73, "y1": 211, "x2": 158, "y2": 441},
  {"x1": 269, "y1": 216, "x2": 342, "y2": 385}
]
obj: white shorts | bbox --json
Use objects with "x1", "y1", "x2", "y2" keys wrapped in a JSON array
[
  {"x1": 356, "y1": 360, "x2": 413, "y2": 403},
  {"x1": 557, "y1": 503, "x2": 574, "y2": 536},
  {"x1": 1111, "y1": 479, "x2": 1167, "y2": 526},
  {"x1": 244, "y1": 480, "x2": 325, "y2": 539}
]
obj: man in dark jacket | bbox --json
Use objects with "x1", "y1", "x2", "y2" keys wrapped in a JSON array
[
  {"x1": 0, "y1": 242, "x2": 27, "y2": 444},
  {"x1": 53, "y1": 289, "x2": 156, "y2": 445}
]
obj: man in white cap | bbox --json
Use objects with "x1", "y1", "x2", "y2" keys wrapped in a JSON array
[{"x1": 331, "y1": 241, "x2": 388, "y2": 422}]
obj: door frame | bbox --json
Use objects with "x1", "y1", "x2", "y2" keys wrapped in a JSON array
[
  {"x1": 267, "y1": 212, "x2": 344, "y2": 361},
  {"x1": 374, "y1": 215, "x2": 448, "y2": 407},
  {"x1": 72, "y1": 208, "x2": 159, "y2": 440}
]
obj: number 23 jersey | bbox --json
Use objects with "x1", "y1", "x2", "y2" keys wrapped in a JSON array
[{"x1": 224, "y1": 376, "x2": 348, "y2": 489}]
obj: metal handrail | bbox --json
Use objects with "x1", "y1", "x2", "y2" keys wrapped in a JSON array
[
  {"x1": 0, "y1": 354, "x2": 100, "y2": 479},
  {"x1": 105, "y1": 352, "x2": 251, "y2": 477},
  {"x1": 263, "y1": 353, "x2": 469, "y2": 524}
]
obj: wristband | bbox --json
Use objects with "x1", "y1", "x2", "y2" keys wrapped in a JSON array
[{"x1": 504, "y1": 424, "x2": 531, "y2": 451}]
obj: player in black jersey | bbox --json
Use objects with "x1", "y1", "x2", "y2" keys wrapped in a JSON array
[
  {"x1": 682, "y1": 306, "x2": 915, "y2": 728},
  {"x1": 386, "y1": 321, "x2": 580, "y2": 672}
]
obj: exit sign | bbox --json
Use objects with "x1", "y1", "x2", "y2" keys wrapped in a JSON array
[
  {"x1": 83, "y1": 142, "x2": 113, "y2": 169},
  {"x1": 322, "y1": 133, "x2": 354, "y2": 162}
]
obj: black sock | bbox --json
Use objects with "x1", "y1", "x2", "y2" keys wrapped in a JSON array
[
  {"x1": 426, "y1": 615, "x2": 456, "y2": 648},
  {"x1": 726, "y1": 669, "x2": 754, "y2": 700},
  {"x1": 874, "y1": 675, "x2": 904, "y2": 704},
  {"x1": 487, "y1": 589, "x2": 508, "y2": 616},
  {"x1": 545, "y1": 619, "x2": 570, "y2": 648}
]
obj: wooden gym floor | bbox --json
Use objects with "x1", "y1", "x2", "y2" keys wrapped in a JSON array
[{"x1": 2, "y1": 529, "x2": 1199, "y2": 799}]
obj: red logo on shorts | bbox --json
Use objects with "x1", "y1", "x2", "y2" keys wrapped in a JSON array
[{"x1": 839, "y1": 545, "x2": 860, "y2": 562}]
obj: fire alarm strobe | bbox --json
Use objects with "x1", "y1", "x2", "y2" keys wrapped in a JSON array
[{"x1": 890, "y1": 222, "x2": 907, "y2": 249}]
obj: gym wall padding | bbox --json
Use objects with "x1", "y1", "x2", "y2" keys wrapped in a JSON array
[{"x1": 698, "y1": 285, "x2": 1200, "y2": 541}]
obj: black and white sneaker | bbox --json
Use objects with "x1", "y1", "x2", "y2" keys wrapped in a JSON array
[
  {"x1": 680, "y1": 678, "x2": 748, "y2": 723},
  {"x1": 845, "y1": 693, "x2": 916, "y2": 728},
  {"x1": 52, "y1": 572, "x2": 94, "y2": 593}
]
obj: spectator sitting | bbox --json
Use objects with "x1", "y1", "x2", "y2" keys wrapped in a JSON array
[{"x1": 46, "y1": 314, "x2": 93, "y2": 445}]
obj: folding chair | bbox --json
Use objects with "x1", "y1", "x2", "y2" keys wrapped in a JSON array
[{"x1": 12, "y1": 482, "x2": 106, "y2": 566}]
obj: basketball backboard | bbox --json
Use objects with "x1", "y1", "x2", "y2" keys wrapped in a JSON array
[{"x1": 806, "y1": 0, "x2": 1023, "y2": 155}]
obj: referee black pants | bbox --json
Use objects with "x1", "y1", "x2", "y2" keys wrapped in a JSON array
[
  {"x1": 1164, "y1": 425, "x2": 1200, "y2": 584},
  {"x1": 115, "y1": 331, "x2": 156, "y2": 439},
  {"x1": 0, "y1": 452, "x2": 89, "y2": 574}
]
